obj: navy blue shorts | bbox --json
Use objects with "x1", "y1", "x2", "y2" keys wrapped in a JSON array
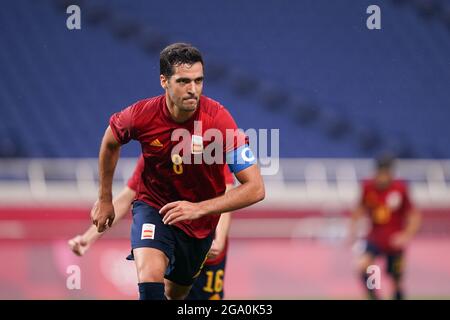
[
  {"x1": 364, "y1": 241, "x2": 404, "y2": 280},
  {"x1": 127, "y1": 200, "x2": 213, "y2": 286},
  {"x1": 186, "y1": 257, "x2": 227, "y2": 300}
]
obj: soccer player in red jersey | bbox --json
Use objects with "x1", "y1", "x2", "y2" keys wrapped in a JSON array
[
  {"x1": 91, "y1": 43, "x2": 265, "y2": 300},
  {"x1": 68, "y1": 156, "x2": 234, "y2": 299},
  {"x1": 349, "y1": 155, "x2": 421, "y2": 300}
]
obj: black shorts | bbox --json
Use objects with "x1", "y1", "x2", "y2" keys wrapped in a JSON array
[
  {"x1": 187, "y1": 257, "x2": 227, "y2": 300},
  {"x1": 127, "y1": 200, "x2": 213, "y2": 286},
  {"x1": 364, "y1": 241, "x2": 404, "y2": 280}
]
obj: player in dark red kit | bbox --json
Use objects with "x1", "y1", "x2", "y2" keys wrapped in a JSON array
[
  {"x1": 91, "y1": 43, "x2": 265, "y2": 300},
  {"x1": 69, "y1": 156, "x2": 234, "y2": 300},
  {"x1": 349, "y1": 155, "x2": 421, "y2": 300}
]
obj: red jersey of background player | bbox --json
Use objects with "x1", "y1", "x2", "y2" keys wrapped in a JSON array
[
  {"x1": 360, "y1": 179, "x2": 414, "y2": 253},
  {"x1": 110, "y1": 94, "x2": 245, "y2": 239},
  {"x1": 127, "y1": 155, "x2": 234, "y2": 265}
]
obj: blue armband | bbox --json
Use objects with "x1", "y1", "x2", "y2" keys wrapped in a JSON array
[{"x1": 226, "y1": 144, "x2": 256, "y2": 173}]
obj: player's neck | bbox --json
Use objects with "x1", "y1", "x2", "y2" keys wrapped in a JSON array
[{"x1": 165, "y1": 96, "x2": 196, "y2": 123}]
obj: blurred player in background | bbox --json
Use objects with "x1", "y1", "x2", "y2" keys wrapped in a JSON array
[
  {"x1": 69, "y1": 155, "x2": 235, "y2": 300},
  {"x1": 91, "y1": 43, "x2": 264, "y2": 300},
  {"x1": 349, "y1": 155, "x2": 421, "y2": 300}
]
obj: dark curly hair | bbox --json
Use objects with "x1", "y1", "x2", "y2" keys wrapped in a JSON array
[{"x1": 160, "y1": 43, "x2": 204, "y2": 77}]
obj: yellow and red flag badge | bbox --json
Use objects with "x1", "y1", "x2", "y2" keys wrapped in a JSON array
[{"x1": 141, "y1": 223, "x2": 155, "y2": 240}]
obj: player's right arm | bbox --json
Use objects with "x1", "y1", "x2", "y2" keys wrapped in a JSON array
[
  {"x1": 161, "y1": 163, "x2": 264, "y2": 225},
  {"x1": 70, "y1": 155, "x2": 144, "y2": 256},
  {"x1": 94, "y1": 101, "x2": 144, "y2": 232},
  {"x1": 93, "y1": 126, "x2": 122, "y2": 232},
  {"x1": 348, "y1": 182, "x2": 367, "y2": 244},
  {"x1": 69, "y1": 186, "x2": 136, "y2": 256}
]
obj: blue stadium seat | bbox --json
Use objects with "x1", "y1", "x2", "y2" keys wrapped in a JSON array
[{"x1": 0, "y1": 0, "x2": 448, "y2": 158}]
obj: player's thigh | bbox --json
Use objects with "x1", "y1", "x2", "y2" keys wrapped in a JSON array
[
  {"x1": 358, "y1": 253, "x2": 375, "y2": 271},
  {"x1": 164, "y1": 227, "x2": 213, "y2": 288},
  {"x1": 129, "y1": 201, "x2": 175, "y2": 282},
  {"x1": 164, "y1": 278, "x2": 192, "y2": 300},
  {"x1": 386, "y1": 251, "x2": 404, "y2": 280},
  {"x1": 133, "y1": 247, "x2": 169, "y2": 283}
]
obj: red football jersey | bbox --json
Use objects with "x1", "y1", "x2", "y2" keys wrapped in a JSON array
[
  {"x1": 127, "y1": 155, "x2": 234, "y2": 265},
  {"x1": 127, "y1": 156, "x2": 234, "y2": 197},
  {"x1": 111, "y1": 94, "x2": 245, "y2": 239},
  {"x1": 360, "y1": 179, "x2": 414, "y2": 252}
]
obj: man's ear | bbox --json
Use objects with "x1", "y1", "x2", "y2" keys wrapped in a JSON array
[{"x1": 160, "y1": 74, "x2": 168, "y2": 90}]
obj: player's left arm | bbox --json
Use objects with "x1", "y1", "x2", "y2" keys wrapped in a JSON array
[
  {"x1": 161, "y1": 164, "x2": 264, "y2": 225},
  {"x1": 208, "y1": 184, "x2": 233, "y2": 259},
  {"x1": 391, "y1": 186, "x2": 422, "y2": 248},
  {"x1": 404, "y1": 207, "x2": 422, "y2": 238},
  {"x1": 391, "y1": 207, "x2": 422, "y2": 248}
]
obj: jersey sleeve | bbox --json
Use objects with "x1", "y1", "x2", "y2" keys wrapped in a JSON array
[
  {"x1": 224, "y1": 165, "x2": 234, "y2": 185},
  {"x1": 127, "y1": 155, "x2": 145, "y2": 191},
  {"x1": 214, "y1": 108, "x2": 248, "y2": 153},
  {"x1": 214, "y1": 108, "x2": 256, "y2": 173},
  {"x1": 109, "y1": 101, "x2": 142, "y2": 144}
]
